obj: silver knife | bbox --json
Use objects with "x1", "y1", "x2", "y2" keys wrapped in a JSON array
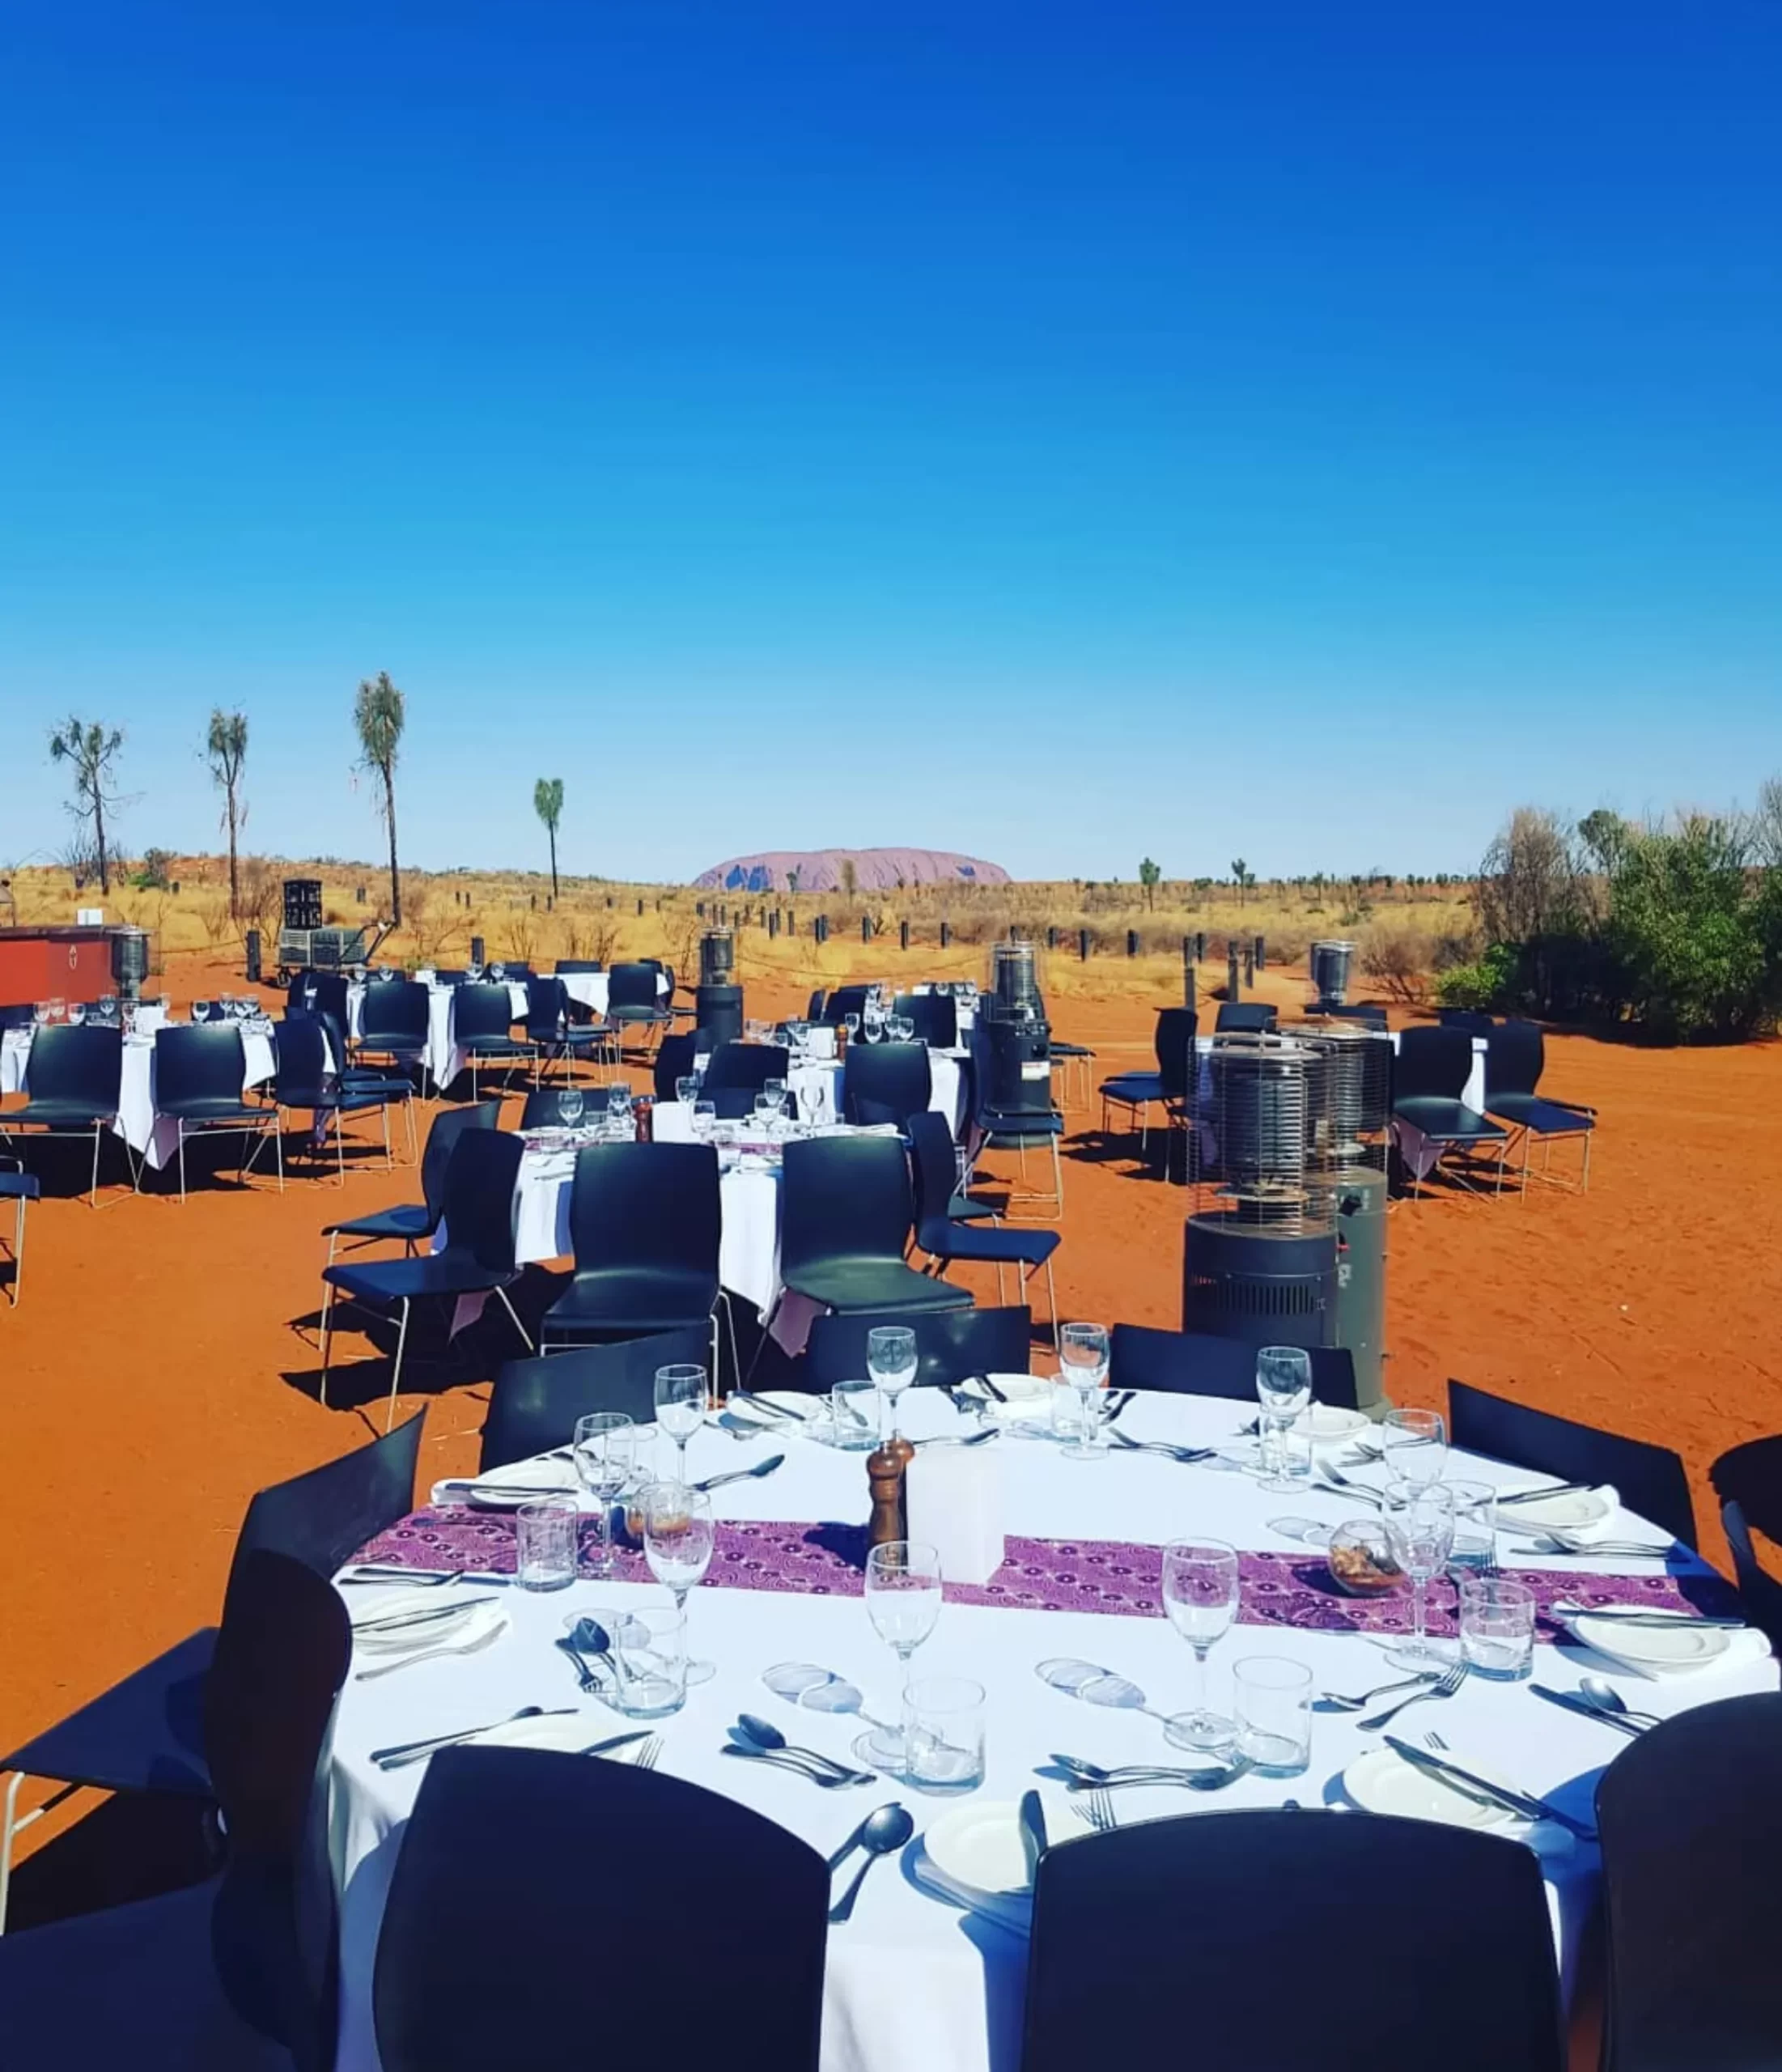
[
  {"x1": 694, "y1": 1453, "x2": 786, "y2": 1492},
  {"x1": 1496, "y1": 1482, "x2": 1599, "y2": 1507},
  {"x1": 1019, "y1": 1787, "x2": 1049, "y2": 1880},
  {"x1": 1559, "y1": 1606, "x2": 1745, "y2": 1629},
  {"x1": 1384, "y1": 1736, "x2": 1597, "y2": 1839},
  {"x1": 1104, "y1": 1391, "x2": 1135, "y2": 1424},
  {"x1": 1530, "y1": 1685, "x2": 1648, "y2": 1735},
  {"x1": 350, "y1": 1594, "x2": 500, "y2": 1635},
  {"x1": 730, "y1": 1393, "x2": 811, "y2": 1424},
  {"x1": 975, "y1": 1374, "x2": 1009, "y2": 1403}
]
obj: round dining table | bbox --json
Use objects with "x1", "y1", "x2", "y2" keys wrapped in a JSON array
[{"x1": 326, "y1": 1385, "x2": 1771, "y2": 2072}]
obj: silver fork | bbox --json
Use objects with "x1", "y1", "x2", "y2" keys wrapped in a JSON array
[
  {"x1": 1076, "y1": 1787, "x2": 1118, "y2": 1832},
  {"x1": 1425, "y1": 1730, "x2": 1449, "y2": 1751},
  {"x1": 633, "y1": 1736, "x2": 662, "y2": 1772},
  {"x1": 1359, "y1": 1661, "x2": 1466, "y2": 1730}
]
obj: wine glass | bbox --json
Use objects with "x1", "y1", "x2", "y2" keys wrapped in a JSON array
[
  {"x1": 1381, "y1": 1479, "x2": 1458, "y2": 1671},
  {"x1": 193, "y1": 999, "x2": 210, "y2": 1025},
  {"x1": 675, "y1": 1075, "x2": 698, "y2": 1108},
  {"x1": 1382, "y1": 1408, "x2": 1449, "y2": 1488},
  {"x1": 842, "y1": 1013, "x2": 860, "y2": 1045},
  {"x1": 867, "y1": 1325, "x2": 919, "y2": 1442},
  {"x1": 68, "y1": 1001, "x2": 86, "y2": 1026},
  {"x1": 752, "y1": 1092, "x2": 776, "y2": 1131},
  {"x1": 490, "y1": 961, "x2": 506, "y2": 983},
  {"x1": 691, "y1": 1099, "x2": 716, "y2": 1143},
  {"x1": 1160, "y1": 1539, "x2": 1241, "y2": 1751},
  {"x1": 1255, "y1": 1345, "x2": 1314, "y2": 1490},
  {"x1": 654, "y1": 1361, "x2": 707, "y2": 1472},
  {"x1": 607, "y1": 1083, "x2": 634, "y2": 1135},
  {"x1": 858, "y1": 1539, "x2": 944, "y2": 1773},
  {"x1": 643, "y1": 1481, "x2": 716, "y2": 1686},
  {"x1": 557, "y1": 1086, "x2": 585, "y2": 1130},
  {"x1": 1058, "y1": 1322, "x2": 1111, "y2": 1460},
  {"x1": 763, "y1": 1076, "x2": 787, "y2": 1120},
  {"x1": 572, "y1": 1412, "x2": 634, "y2": 1577}
]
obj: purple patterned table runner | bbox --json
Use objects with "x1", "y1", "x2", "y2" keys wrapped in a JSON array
[{"x1": 354, "y1": 1509, "x2": 1739, "y2": 1640}]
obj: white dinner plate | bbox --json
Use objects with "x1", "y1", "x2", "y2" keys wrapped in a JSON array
[
  {"x1": 1343, "y1": 1746, "x2": 1528, "y2": 1833},
  {"x1": 1306, "y1": 1407, "x2": 1371, "y2": 1446},
  {"x1": 1570, "y1": 1613, "x2": 1733, "y2": 1677},
  {"x1": 458, "y1": 1458, "x2": 579, "y2": 1509},
  {"x1": 923, "y1": 1798, "x2": 1048, "y2": 1897},
  {"x1": 1500, "y1": 1485, "x2": 1615, "y2": 1535},
  {"x1": 350, "y1": 1599, "x2": 496, "y2": 1656},
  {"x1": 969, "y1": 1374, "x2": 1055, "y2": 1426},
  {"x1": 347, "y1": 1587, "x2": 464, "y2": 1630}
]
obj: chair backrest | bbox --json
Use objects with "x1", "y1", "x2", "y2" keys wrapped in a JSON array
[
  {"x1": 22, "y1": 1022, "x2": 123, "y2": 1110},
  {"x1": 842, "y1": 1042, "x2": 932, "y2": 1127},
  {"x1": 1393, "y1": 1025, "x2": 1473, "y2": 1103},
  {"x1": 1710, "y1": 1436, "x2": 1782, "y2": 1539},
  {"x1": 1109, "y1": 1324, "x2": 1359, "y2": 1408},
  {"x1": 1595, "y1": 1693, "x2": 1782, "y2": 2072},
  {"x1": 432, "y1": 970, "x2": 467, "y2": 987},
  {"x1": 359, "y1": 979, "x2": 430, "y2": 1049},
  {"x1": 1720, "y1": 1499, "x2": 1782, "y2": 1650},
  {"x1": 1484, "y1": 1018, "x2": 1543, "y2": 1100},
  {"x1": 1024, "y1": 1811, "x2": 1561, "y2": 2072},
  {"x1": 1152, "y1": 1006, "x2": 1197, "y2": 1097},
  {"x1": 274, "y1": 1014, "x2": 333, "y2": 1103},
  {"x1": 1448, "y1": 1380, "x2": 1696, "y2": 1545},
  {"x1": 524, "y1": 977, "x2": 568, "y2": 1034},
  {"x1": 554, "y1": 960, "x2": 604, "y2": 975},
  {"x1": 804, "y1": 988, "x2": 827, "y2": 1020},
  {"x1": 895, "y1": 992, "x2": 957, "y2": 1048},
  {"x1": 804, "y1": 1305, "x2": 1030, "y2": 1391},
  {"x1": 417, "y1": 1101, "x2": 502, "y2": 1221},
  {"x1": 499, "y1": 962, "x2": 533, "y2": 981},
  {"x1": 821, "y1": 984, "x2": 871, "y2": 1025},
  {"x1": 566, "y1": 1141, "x2": 719, "y2": 1283},
  {"x1": 203, "y1": 1549, "x2": 354, "y2": 2072},
  {"x1": 286, "y1": 971, "x2": 350, "y2": 1023},
  {"x1": 780, "y1": 1136, "x2": 915, "y2": 1273},
  {"x1": 1436, "y1": 1007, "x2": 1496, "y2": 1034},
  {"x1": 374, "y1": 1747, "x2": 828, "y2": 2072},
  {"x1": 233, "y1": 1411, "x2": 426, "y2": 1582},
  {"x1": 606, "y1": 962, "x2": 661, "y2": 1013},
  {"x1": 1215, "y1": 1002, "x2": 1278, "y2": 1034},
  {"x1": 518, "y1": 1087, "x2": 578, "y2": 1130},
  {"x1": 452, "y1": 983, "x2": 519, "y2": 1042},
  {"x1": 653, "y1": 1030, "x2": 702, "y2": 1099},
  {"x1": 702, "y1": 1084, "x2": 798, "y2": 1122},
  {"x1": 154, "y1": 1022, "x2": 248, "y2": 1108},
  {"x1": 481, "y1": 1327, "x2": 712, "y2": 1469},
  {"x1": 437, "y1": 1129, "x2": 525, "y2": 1274},
  {"x1": 701, "y1": 1042, "x2": 788, "y2": 1095},
  {"x1": 906, "y1": 1109, "x2": 964, "y2": 1233}
]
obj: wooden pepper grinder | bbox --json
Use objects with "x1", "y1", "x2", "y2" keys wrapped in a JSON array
[{"x1": 867, "y1": 1433, "x2": 916, "y2": 1549}]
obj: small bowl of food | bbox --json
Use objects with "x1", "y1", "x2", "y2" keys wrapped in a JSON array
[{"x1": 1326, "y1": 1520, "x2": 1404, "y2": 1598}]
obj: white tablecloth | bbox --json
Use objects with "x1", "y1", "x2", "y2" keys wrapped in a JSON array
[
  {"x1": 558, "y1": 970, "x2": 670, "y2": 1019},
  {"x1": 326, "y1": 1389, "x2": 1774, "y2": 2072},
  {"x1": 349, "y1": 983, "x2": 531, "y2": 1093},
  {"x1": 2, "y1": 1021, "x2": 277, "y2": 1170},
  {"x1": 790, "y1": 1051, "x2": 966, "y2": 1134}
]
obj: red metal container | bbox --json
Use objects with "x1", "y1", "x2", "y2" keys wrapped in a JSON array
[{"x1": 0, "y1": 927, "x2": 118, "y2": 1007}]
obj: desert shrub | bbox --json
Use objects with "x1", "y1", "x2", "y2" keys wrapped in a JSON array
[
  {"x1": 1478, "y1": 808, "x2": 1587, "y2": 943},
  {"x1": 1435, "y1": 942, "x2": 1520, "y2": 1011},
  {"x1": 1359, "y1": 919, "x2": 1436, "y2": 1003},
  {"x1": 132, "y1": 847, "x2": 176, "y2": 890}
]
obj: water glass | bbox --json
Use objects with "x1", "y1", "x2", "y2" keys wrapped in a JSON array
[
  {"x1": 868, "y1": 1325, "x2": 919, "y2": 1441},
  {"x1": 607, "y1": 1603, "x2": 688, "y2": 1717},
  {"x1": 1446, "y1": 1479, "x2": 1499, "y2": 1571},
  {"x1": 1382, "y1": 1408, "x2": 1449, "y2": 1486},
  {"x1": 829, "y1": 1378, "x2": 879, "y2": 1450},
  {"x1": 902, "y1": 1675, "x2": 986, "y2": 1792},
  {"x1": 1232, "y1": 1657, "x2": 1313, "y2": 1776},
  {"x1": 557, "y1": 1087, "x2": 585, "y2": 1129},
  {"x1": 1458, "y1": 1576, "x2": 1536, "y2": 1680},
  {"x1": 1059, "y1": 1322, "x2": 1110, "y2": 1461},
  {"x1": 516, "y1": 1494, "x2": 579, "y2": 1590}
]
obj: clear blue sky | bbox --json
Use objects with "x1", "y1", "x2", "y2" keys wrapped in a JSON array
[{"x1": 5, "y1": 1, "x2": 1778, "y2": 884}]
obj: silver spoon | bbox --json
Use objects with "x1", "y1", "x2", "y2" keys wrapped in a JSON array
[
  {"x1": 737, "y1": 1713, "x2": 872, "y2": 1779},
  {"x1": 914, "y1": 1428, "x2": 999, "y2": 1449},
  {"x1": 1056, "y1": 1752, "x2": 1254, "y2": 1794},
  {"x1": 693, "y1": 1453, "x2": 786, "y2": 1492},
  {"x1": 1317, "y1": 1670, "x2": 1439, "y2": 1713},
  {"x1": 1579, "y1": 1675, "x2": 1665, "y2": 1727},
  {"x1": 719, "y1": 1746, "x2": 869, "y2": 1789},
  {"x1": 829, "y1": 1804, "x2": 914, "y2": 1921}
]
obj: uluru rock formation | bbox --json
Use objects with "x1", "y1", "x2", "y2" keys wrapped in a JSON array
[{"x1": 694, "y1": 847, "x2": 1009, "y2": 894}]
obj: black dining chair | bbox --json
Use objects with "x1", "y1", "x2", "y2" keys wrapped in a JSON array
[
  {"x1": 1483, "y1": 1019, "x2": 1597, "y2": 1193},
  {"x1": 893, "y1": 992, "x2": 957, "y2": 1049},
  {"x1": 521, "y1": 976, "x2": 608, "y2": 1085},
  {"x1": 308, "y1": 1008, "x2": 418, "y2": 1163},
  {"x1": 1595, "y1": 1692, "x2": 1782, "y2": 2072},
  {"x1": 1109, "y1": 1324, "x2": 1360, "y2": 1408},
  {"x1": 701, "y1": 1041, "x2": 789, "y2": 1099},
  {"x1": 0, "y1": 1155, "x2": 38, "y2": 1303},
  {"x1": 539, "y1": 1142, "x2": 732, "y2": 1381},
  {"x1": 1021, "y1": 1810, "x2": 1563, "y2": 2072},
  {"x1": 701, "y1": 1083, "x2": 801, "y2": 1122},
  {"x1": 0, "y1": 1412, "x2": 422, "y2": 1927},
  {"x1": 804, "y1": 987, "x2": 827, "y2": 1020},
  {"x1": 842, "y1": 1041, "x2": 932, "y2": 1128},
  {"x1": 321, "y1": 1100, "x2": 501, "y2": 1267},
  {"x1": 1098, "y1": 1005, "x2": 1195, "y2": 1152},
  {"x1": 777, "y1": 1136, "x2": 974, "y2": 1323},
  {"x1": 554, "y1": 959, "x2": 605, "y2": 974},
  {"x1": 0, "y1": 1550, "x2": 352, "y2": 2071},
  {"x1": 449, "y1": 983, "x2": 531, "y2": 1098},
  {"x1": 1391, "y1": 1025, "x2": 1508, "y2": 1196},
  {"x1": 320, "y1": 1128, "x2": 532, "y2": 1426},
  {"x1": 1719, "y1": 1499, "x2": 1782, "y2": 1650},
  {"x1": 373, "y1": 1748, "x2": 828, "y2": 2072},
  {"x1": 272, "y1": 1015, "x2": 396, "y2": 1183},
  {"x1": 151, "y1": 1023, "x2": 283, "y2": 1203},
  {"x1": 1708, "y1": 1438, "x2": 1782, "y2": 1643},
  {"x1": 285, "y1": 970, "x2": 350, "y2": 1024},
  {"x1": 970, "y1": 1017, "x2": 1068, "y2": 1215},
  {"x1": 354, "y1": 977, "x2": 430, "y2": 1079},
  {"x1": 821, "y1": 984, "x2": 871, "y2": 1027},
  {"x1": 605, "y1": 962, "x2": 672, "y2": 1055},
  {"x1": 0, "y1": 1021, "x2": 127, "y2": 1202},
  {"x1": 907, "y1": 1110, "x2": 1059, "y2": 1342},
  {"x1": 480, "y1": 1324, "x2": 713, "y2": 1470},
  {"x1": 1214, "y1": 1002, "x2": 1279, "y2": 1034},
  {"x1": 1447, "y1": 1380, "x2": 1696, "y2": 1547},
  {"x1": 801, "y1": 1305, "x2": 1032, "y2": 1394},
  {"x1": 651, "y1": 1030, "x2": 716, "y2": 1100}
]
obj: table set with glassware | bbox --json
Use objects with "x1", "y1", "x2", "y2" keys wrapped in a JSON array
[
  {"x1": 327, "y1": 1335, "x2": 1771, "y2": 2072},
  {"x1": 346, "y1": 970, "x2": 531, "y2": 1093},
  {"x1": 2, "y1": 995, "x2": 276, "y2": 1168}
]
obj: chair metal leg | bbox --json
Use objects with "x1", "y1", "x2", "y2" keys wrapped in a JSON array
[
  {"x1": 719, "y1": 1290, "x2": 740, "y2": 1394},
  {"x1": 384, "y1": 1297, "x2": 412, "y2": 1433},
  {"x1": 5, "y1": 1193, "x2": 22, "y2": 1306},
  {"x1": 177, "y1": 1123, "x2": 188, "y2": 1206},
  {"x1": 88, "y1": 1124, "x2": 100, "y2": 1207},
  {"x1": 319, "y1": 1280, "x2": 336, "y2": 1407},
  {"x1": 493, "y1": 1284, "x2": 533, "y2": 1354}
]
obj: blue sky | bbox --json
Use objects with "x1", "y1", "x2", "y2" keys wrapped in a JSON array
[{"x1": 5, "y1": 2, "x2": 1778, "y2": 883}]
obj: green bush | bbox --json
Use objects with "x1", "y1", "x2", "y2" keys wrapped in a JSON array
[
  {"x1": 1434, "y1": 942, "x2": 1519, "y2": 1011},
  {"x1": 1606, "y1": 817, "x2": 1781, "y2": 1042}
]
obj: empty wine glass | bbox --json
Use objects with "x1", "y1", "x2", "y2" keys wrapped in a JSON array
[
  {"x1": 1382, "y1": 1408, "x2": 1449, "y2": 1487},
  {"x1": 654, "y1": 1361, "x2": 707, "y2": 1471},
  {"x1": 1160, "y1": 1539, "x2": 1241, "y2": 1751},
  {"x1": 68, "y1": 1001, "x2": 86, "y2": 1026},
  {"x1": 643, "y1": 1480, "x2": 716, "y2": 1685},
  {"x1": 867, "y1": 1325, "x2": 919, "y2": 1442},
  {"x1": 674, "y1": 1076, "x2": 698, "y2": 1107},
  {"x1": 607, "y1": 1083, "x2": 634, "y2": 1131},
  {"x1": 1381, "y1": 1478, "x2": 1458, "y2": 1670},
  {"x1": 858, "y1": 1539, "x2": 944, "y2": 1773},
  {"x1": 753, "y1": 1091, "x2": 776, "y2": 1130},
  {"x1": 193, "y1": 999, "x2": 211, "y2": 1024},
  {"x1": 1059, "y1": 1322, "x2": 1111, "y2": 1460},
  {"x1": 573, "y1": 1412, "x2": 634, "y2": 1576},
  {"x1": 557, "y1": 1087, "x2": 585, "y2": 1130},
  {"x1": 1256, "y1": 1345, "x2": 1314, "y2": 1490},
  {"x1": 842, "y1": 1013, "x2": 860, "y2": 1044},
  {"x1": 763, "y1": 1076, "x2": 787, "y2": 1119},
  {"x1": 490, "y1": 961, "x2": 506, "y2": 982}
]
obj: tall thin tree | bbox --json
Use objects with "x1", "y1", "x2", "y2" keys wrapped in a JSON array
[
  {"x1": 206, "y1": 708, "x2": 249, "y2": 918},
  {"x1": 534, "y1": 778, "x2": 564, "y2": 899},
  {"x1": 353, "y1": 672, "x2": 406, "y2": 924},
  {"x1": 49, "y1": 716, "x2": 125, "y2": 894}
]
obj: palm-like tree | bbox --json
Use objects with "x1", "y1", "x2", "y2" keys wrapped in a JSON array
[
  {"x1": 206, "y1": 709, "x2": 249, "y2": 917},
  {"x1": 534, "y1": 778, "x2": 564, "y2": 899},
  {"x1": 354, "y1": 672, "x2": 405, "y2": 923}
]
